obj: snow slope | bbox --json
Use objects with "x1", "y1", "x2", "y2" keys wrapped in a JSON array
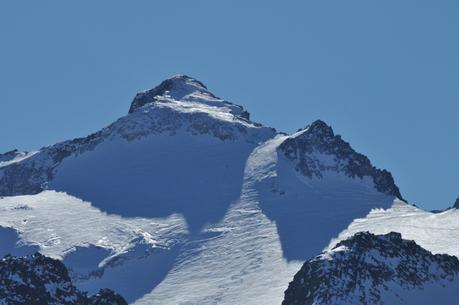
[
  {"x1": 0, "y1": 191, "x2": 187, "y2": 302},
  {"x1": 0, "y1": 75, "x2": 403, "y2": 304},
  {"x1": 328, "y1": 200, "x2": 459, "y2": 258}
]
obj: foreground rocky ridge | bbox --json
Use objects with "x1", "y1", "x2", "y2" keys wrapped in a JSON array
[
  {"x1": 283, "y1": 232, "x2": 459, "y2": 305},
  {"x1": 0, "y1": 252, "x2": 127, "y2": 305}
]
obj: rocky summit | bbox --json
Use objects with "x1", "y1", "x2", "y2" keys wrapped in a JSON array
[{"x1": 279, "y1": 120, "x2": 403, "y2": 199}]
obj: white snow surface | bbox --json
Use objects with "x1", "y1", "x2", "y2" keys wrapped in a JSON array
[
  {"x1": 328, "y1": 200, "x2": 459, "y2": 257},
  {"x1": 0, "y1": 192, "x2": 187, "y2": 259}
]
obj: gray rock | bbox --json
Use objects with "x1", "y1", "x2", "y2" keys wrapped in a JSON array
[
  {"x1": 279, "y1": 120, "x2": 403, "y2": 199},
  {"x1": 453, "y1": 197, "x2": 459, "y2": 209},
  {"x1": 0, "y1": 252, "x2": 127, "y2": 305},
  {"x1": 283, "y1": 231, "x2": 459, "y2": 305}
]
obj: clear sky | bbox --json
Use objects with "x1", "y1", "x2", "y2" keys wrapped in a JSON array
[{"x1": 1, "y1": 1, "x2": 458, "y2": 210}]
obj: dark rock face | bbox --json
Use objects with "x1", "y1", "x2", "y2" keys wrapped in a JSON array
[
  {"x1": 0, "y1": 163, "x2": 46, "y2": 196},
  {"x1": 279, "y1": 120, "x2": 403, "y2": 199},
  {"x1": 0, "y1": 253, "x2": 127, "y2": 305},
  {"x1": 453, "y1": 197, "x2": 459, "y2": 209},
  {"x1": 282, "y1": 232, "x2": 459, "y2": 305},
  {"x1": 0, "y1": 149, "x2": 23, "y2": 163},
  {"x1": 0, "y1": 131, "x2": 105, "y2": 197}
]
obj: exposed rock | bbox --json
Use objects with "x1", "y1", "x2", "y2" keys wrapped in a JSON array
[
  {"x1": 283, "y1": 231, "x2": 459, "y2": 305},
  {"x1": 0, "y1": 149, "x2": 24, "y2": 163},
  {"x1": 279, "y1": 120, "x2": 403, "y2": 199},
  {"x1": 453, "y1": 197, "x2": 459, "y2": 209},
  {"x1": 128, "y1": 74, "x2": 251, "y2": 120},
  {"x1": 129, "y1": 74, "x2": 213, "y2": 113},
  {"x1": 0, "y1": 252, "x2": 127, "y2": 305}
]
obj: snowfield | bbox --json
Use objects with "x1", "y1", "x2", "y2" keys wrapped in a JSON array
[
  {"x1": 0, "y1": 191, "x2": 187, "y2": 259},
  {"x1": 328, "y1": 200, "x2": 459, "y2": 257},
  {"x1": 0, "y1": 191, "x2": 188, "y2": 302}
]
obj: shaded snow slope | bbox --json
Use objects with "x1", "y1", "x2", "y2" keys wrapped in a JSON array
[
  {"x1": 0, "y1": 226, "x2": 39, "y2": 257},
  {"x1": 283, "y1": 232, "x2": 459, "y2": 305},
  {"x1": 133, "y1": 136, "x2": 302, "y2": 305},
  {"x1": 258, "y1": 124, "x2": 397, "y2": 261},
  {"x1": 0, "y1": 75, "x2": 403, "y2": 304},
  {"x1": 133, "y1": 131, "x2": 396, "y2": 304},
  {"x1": 49, "y1": 132, "x2": 262, "y2": 232}
]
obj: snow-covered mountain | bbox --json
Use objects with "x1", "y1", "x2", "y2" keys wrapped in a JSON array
[
  {"x1": 282, "y1": 231, "x2": 459, "y2": 305},
  {"x1": 0, "y1": 252, "x2": 127, "y2": 305},
  {"x1": 0, "y1": 75, "x2": 406, "y2": 304}
]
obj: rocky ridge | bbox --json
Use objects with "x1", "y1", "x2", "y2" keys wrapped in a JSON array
[
  {"x1": 453, "y1": 197, "x2": 459, "y2": 209},
  {"x1": 283, "y1": 231, "x2": 459, "y2": 305},
  {"x1": 279, "y1": 120, "x2": 403, "y2": 199},
  {"x1": 0, "y1": 252, "x2": 127, "y2": 305}
]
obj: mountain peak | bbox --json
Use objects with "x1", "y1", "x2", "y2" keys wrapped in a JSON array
[
  {"x1": 129, "y1": 75, "x2": 214, "y2": 113},
  {"x1": 127, "y1": 74, "x2": 254, "y2": 122},
  {"x1": 308, "y1": 119, "x2": 332, "y2": 130},
  {"x1": 297, "y1": 119, "x2": 334, "y2": 139},
  {"x1": 280, "y1": 119, "x2": 403, "y2": 199}
]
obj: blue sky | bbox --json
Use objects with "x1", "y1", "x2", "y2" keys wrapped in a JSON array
[{"x1": 1, "y1": 0, "x2": 458, "y2": 210}]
